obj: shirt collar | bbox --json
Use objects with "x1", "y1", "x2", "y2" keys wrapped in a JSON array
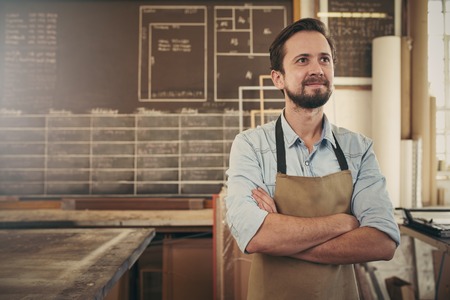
[{"x1": 280, "y1": 111, "x2": 336, "y2": 148}]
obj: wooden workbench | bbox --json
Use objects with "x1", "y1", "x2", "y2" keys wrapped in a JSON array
[
  {"x1": 400, "y1": 225, "x2": 450, "y2": 254},
  {"x1": 400, "y1": 225, "x2": 450, "y2": 299},
  {"x1": 0, "y1": 209, "x2": 213, "y2": 232},
  {"x1": 0, "y1": 228, "x2": 155, "y2": 300}
]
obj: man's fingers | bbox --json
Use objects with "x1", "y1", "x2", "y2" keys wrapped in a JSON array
[
  {"x1": 252, "y1": 188, "x2": 277, "y2": 213},
  {"x1": 259, "y1": 201, "x2": 275, "y2": 213}
]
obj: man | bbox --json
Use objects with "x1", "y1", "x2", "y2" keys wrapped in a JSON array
[{"x1": 225, "y1": 18, "x2": 400, "y2": 300}]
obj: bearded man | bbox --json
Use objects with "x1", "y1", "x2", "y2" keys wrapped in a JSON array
[{"x1": 225, "y1": 18, "x2": 400, "y2": 300}]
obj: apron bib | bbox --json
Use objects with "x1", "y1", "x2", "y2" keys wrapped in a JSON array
[{"x1": 247, "y1": 117, "x2": 359, "y2": 300}]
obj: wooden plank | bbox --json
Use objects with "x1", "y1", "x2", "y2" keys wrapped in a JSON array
[
  {"x1": 61, "y1": 197, "x2": 205, "y2": 210},
  {"x1": 0, "y1": 209, "x2": 213, "y2": 229},
  {"x1": 0, "y1": 228, "x2": 155, "y2": 299},
  {"x1": 203, "y1": 199, "x2": 213, "y2": 209},
  {"x1": 0, "y1": 200, "x2": 61, "y2": 210},
  {"x1": 0, "y1": 196, "x2": 20, "y2": 202}
]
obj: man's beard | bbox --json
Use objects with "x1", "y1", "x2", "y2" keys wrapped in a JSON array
[{"x1": 285, "y1": 78, "x2": 333, "y2": 109}]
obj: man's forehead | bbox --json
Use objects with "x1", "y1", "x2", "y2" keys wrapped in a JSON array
[{"x1": 284, "y1": 31, "x2": 332, "y2": 56}]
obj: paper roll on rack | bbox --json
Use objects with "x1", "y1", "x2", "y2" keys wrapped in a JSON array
[{"x1": 372, "y1": 36, "x2": 401, "y2": 208}]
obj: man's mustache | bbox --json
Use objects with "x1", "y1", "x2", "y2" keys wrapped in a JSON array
[{"x1": 302, "y1": 77, "x2": 329, "y2": 86}]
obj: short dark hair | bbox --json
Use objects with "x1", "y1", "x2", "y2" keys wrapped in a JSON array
[{"x1": 269, "y1": 18, "x2": 337, "y2": 73}]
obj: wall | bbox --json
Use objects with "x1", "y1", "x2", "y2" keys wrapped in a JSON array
[{"x1": 325, "y1": 89, "x2": 372, "y2": 138}]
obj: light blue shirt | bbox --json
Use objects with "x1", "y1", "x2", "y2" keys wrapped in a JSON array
[{"x1": 225, "y1": 113, "x2": 401, "y2": 253}]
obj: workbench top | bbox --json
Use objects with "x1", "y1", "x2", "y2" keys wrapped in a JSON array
[
  {"x1": 0, "y1": 228, "x2": 155, "y2": 300},
  {"x1": 0, "y1": 209, "x2": 213, "y2": 230}
]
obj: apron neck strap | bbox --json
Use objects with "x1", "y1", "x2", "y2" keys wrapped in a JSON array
[
  {"x1": 275, "y1": 116, "x2": 348, "y2": 174},
  {"x1": 275, "y1": 116, "x2": 287, "y2": 174},
  {"x1": 331, "y1": 132, "x2": 348, "y2": 171}
]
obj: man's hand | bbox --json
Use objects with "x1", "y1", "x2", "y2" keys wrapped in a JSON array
[{"x1": 252, "y1": 187, "x2": 277, "y2": 213}]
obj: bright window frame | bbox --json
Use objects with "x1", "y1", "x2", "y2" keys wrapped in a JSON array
[{"x1": 429, "y1": 0, "x2": 450, "y2": 164}]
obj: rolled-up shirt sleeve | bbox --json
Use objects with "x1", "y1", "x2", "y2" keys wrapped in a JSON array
[
  {"x1": 350, "y1": 137, "x2": 401, "y2": 246},
  {"x1": 225, "y1": 132, "x2": 270, "y2": 253}
]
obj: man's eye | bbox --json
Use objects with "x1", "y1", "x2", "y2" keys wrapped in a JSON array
[
  {"x1": 321, "y1": 57, "x2": 331, "y2": 63},
  {"x1": 297, "y1": 57, "x2": 307, "y2": 63}
]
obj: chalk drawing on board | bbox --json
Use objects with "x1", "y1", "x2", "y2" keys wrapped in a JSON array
[
  {"x1": 214, "y1": 5, "x2": 287, "y2": 102},
  {"x1": 0, "y1": 113, "x2": 237, "y2": 196},
  {"x1": 2, "y1": 12, "x2": 58, "y2": 109},
  {"x1": 138, "y1": 6, "x2": 207, "y2": 102},
  {"x1": 317, "y1": 0, "x2": 400, "y2": 85}
]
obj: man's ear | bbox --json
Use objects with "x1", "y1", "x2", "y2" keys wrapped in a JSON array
[{"x1": 271, "y1": 70, "x2": 284, "y2": 90}]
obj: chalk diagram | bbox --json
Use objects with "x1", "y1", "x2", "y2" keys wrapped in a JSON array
[{"x1": 138, "y1": 5, "x2": 288, "y2": 104}]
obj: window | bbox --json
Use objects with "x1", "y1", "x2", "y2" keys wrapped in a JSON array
[{"x1": 429, "y1": 0, "x2": 450, "y2": 165}]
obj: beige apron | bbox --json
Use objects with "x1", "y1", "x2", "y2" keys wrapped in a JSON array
[{"x1": 247, "y1": 117, "x2": 359, "y2": 300}]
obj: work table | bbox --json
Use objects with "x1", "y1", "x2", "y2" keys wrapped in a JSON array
[
  {"x1": 0, "y1": 228, "x2": 155, "y2": 300},
  {"x1": 0, "y1": 208, "x2": 214, "y2": 299}
]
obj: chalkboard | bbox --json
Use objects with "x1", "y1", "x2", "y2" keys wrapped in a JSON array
[
  {"x1": 0, "y1": 0, "x2": 290, "y2": 197},
  {"x1": 0, "y1": 0, "x2": 290, "y2": 114},
  {"x1": 0, "y1": 111, "x2": 278, "y2": 196},
  {"x1": 319, "y1": 0, "x2": 396, "y2": 79}
]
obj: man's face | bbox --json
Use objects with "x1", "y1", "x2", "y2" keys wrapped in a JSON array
[{"x1": 276, "y1": 31, "x2": 334, "y2": 109}]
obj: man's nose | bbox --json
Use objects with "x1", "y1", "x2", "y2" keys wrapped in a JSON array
[{"x1": 307, "y1": 60, "x2": 324, "y2": 76}]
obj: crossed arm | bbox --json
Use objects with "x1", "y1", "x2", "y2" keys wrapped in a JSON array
[{"x1": 246, "y1": 187, "x2": 397, "y2": 265}]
